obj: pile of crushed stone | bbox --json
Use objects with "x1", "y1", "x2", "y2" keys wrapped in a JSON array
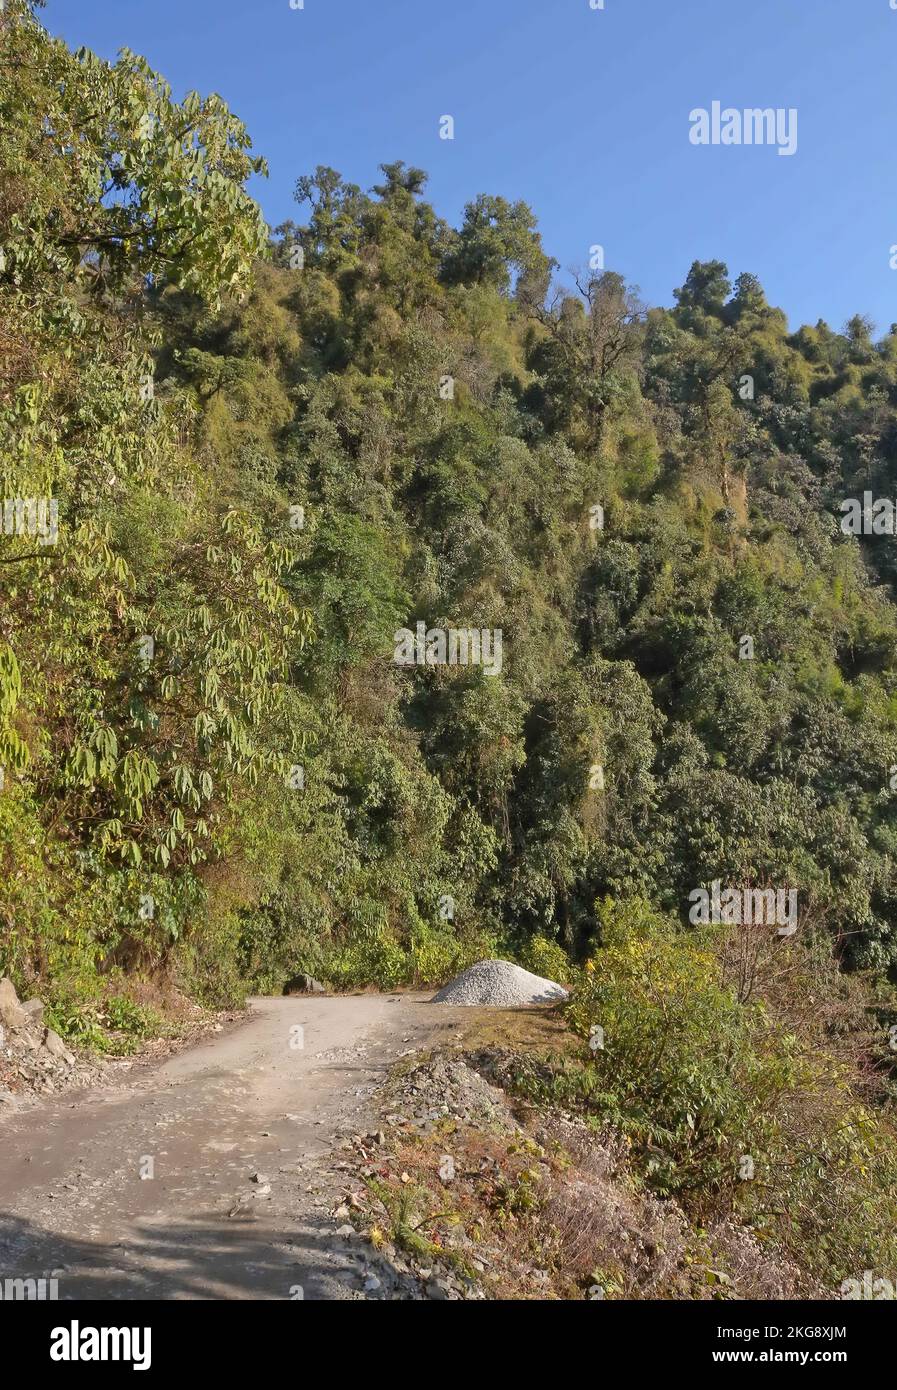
[
  {"x1": 385, "y1": 1054, "x2": 519, "y2": 1134},
  {"x1": 432, "y1": 959, "x2": 568, "y2": 1007}
]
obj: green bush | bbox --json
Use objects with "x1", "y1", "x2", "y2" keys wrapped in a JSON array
[
  {"x1": 511, "y1": 896, "x2": 897, "y2": 1284},
  {"x1": 45, "y1": 992, "x2": 163, "y2": 1054},
  {"x1": 562, "y1": 898, "x2": 796, "y2": 1197}
]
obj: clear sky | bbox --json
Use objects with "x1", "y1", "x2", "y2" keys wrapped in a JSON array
[{"x1": 42, "y1": 0, "x2": 897, "y2": 335}]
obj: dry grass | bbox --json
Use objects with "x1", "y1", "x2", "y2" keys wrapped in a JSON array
[{"x1": 451, "y1": 1003, "x2": 573, "y2": 1056}]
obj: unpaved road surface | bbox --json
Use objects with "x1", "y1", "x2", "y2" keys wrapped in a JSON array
[{"x1": 0, "y1": 994, "x2": 464, "y2": 1300}]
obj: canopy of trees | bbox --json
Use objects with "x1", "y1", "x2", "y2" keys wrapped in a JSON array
[{"x1": 2, "y1": 0, "x2": 897, "y2": 1019}]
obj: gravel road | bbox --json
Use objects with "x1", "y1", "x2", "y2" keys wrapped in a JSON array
[{"x1": 0, "y1": 994, "x2": 463, "y2": 1300}]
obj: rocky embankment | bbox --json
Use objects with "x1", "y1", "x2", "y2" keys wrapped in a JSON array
[
  {"x1": 339, "y1": 1048, "x2": 825, "y2": 1301},
  {"x1": 0, "y1": 977, "x2": 241, "y2": 1110},
  {"x1": 0, "y1": 977, "x2": 112, "y2": 1106}
]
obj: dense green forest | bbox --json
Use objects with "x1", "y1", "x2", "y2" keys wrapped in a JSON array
[
  {"x1": 3, "y1": 0, "x2": 897, "y2": 1009},
  {"x1": 6, "y1": 0, "x2": 897, "y2": 1282}
]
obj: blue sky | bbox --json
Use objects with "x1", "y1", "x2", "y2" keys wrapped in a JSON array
[{"x1": 43, "y1": 0, "x2": 897, "y2": 334}]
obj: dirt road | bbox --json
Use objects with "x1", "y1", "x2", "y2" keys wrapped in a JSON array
[{"x1": 0, "y1": 994, "x2": 464, "y2": 1300}]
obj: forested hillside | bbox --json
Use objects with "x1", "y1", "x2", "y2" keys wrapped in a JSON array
[{"x1": 3, "y1": 0, "x2": 897, "y2": 1018}]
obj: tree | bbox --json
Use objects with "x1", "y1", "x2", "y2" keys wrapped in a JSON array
[
  {"x1": 526, "y1": 270, "x2": 645, "y2": 448},
  {"x1": 440, "y1": 193, "x2": 554, "y2": 294},
  {"x1": 0, "y1": 1, "x2": 267, "y2": 306},
  {"x1": 674, "y1": 259, "x2": 732, "y2": 328}
]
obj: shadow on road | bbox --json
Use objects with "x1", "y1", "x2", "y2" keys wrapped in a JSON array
[{"x1": 0, "y1": 1209, "x2": 363, "y2": 1300}]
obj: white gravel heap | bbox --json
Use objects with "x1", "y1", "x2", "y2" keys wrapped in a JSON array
[{"x1": 432, "y1": 958, "x2": 568, "y2": 1007}]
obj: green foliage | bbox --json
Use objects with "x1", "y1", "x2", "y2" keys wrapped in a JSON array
[
  {"x1": 518, "y1": 935, "x2": 573, "y2": 986},
  {"x1": 4, "y1": 8, "x2": 897, "y2": 1290},
  {"x1": 0, "y1": 2, "x2": 309, "y2": 999},
  {"x1": 519, "y1": 897, "x2": 897, "y2": 1283},
  {"x1": 441, "y1": 193, "x2": 554, "y2": 295},
  {"x1": 46, "y1": 991, "x2": 164, "y2": 1054},
  {"x1": 0, "y1": 0, "x2": 267, "y2": 306},
  {"x1": 564, "y1": 899, "x2": 796, "y2": 1195}
]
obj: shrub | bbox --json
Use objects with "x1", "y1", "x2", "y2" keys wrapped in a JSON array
[
  {"x1": 563, "y1": 897, "x2": 796, "y2": 1198},
  {"x1": 513, "y1": 896, "x2": 897, "y2": 1285}
]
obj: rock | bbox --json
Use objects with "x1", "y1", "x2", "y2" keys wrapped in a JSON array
[
  {"x1": 21, "y1": 997, "x2": 45, "y2": 1029},
  {"x1": 42, "y1": 1028, "x2": 75, "y2": 1066},
  {"x1": 249, "y1": 1172, "x2": 269, "y2": 1184},
  {"x1": 426, "y1": 1278, "x2": 453, "y2": 1300},
  {"x1": 363, "y1": 1273, "x2": 382, "y2": 1292},
  {"x1": 283, "y1": 974, "x2": 326, "y2": 996},
  {"x1": 0, "y1": 977, "x2": 27, "y2": 1031}
]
